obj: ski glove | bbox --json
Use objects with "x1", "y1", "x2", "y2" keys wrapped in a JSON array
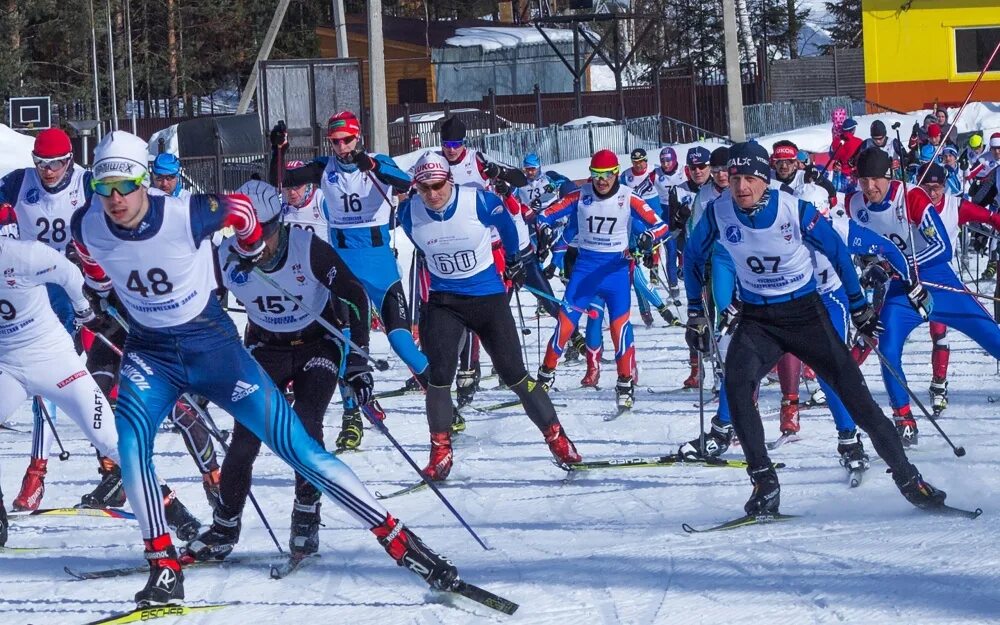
[
  {"x1": 685, "y1": 312, "x2": 710, "y2": 353},
  {"x1": 346, "y1": 364, "x2": 375, "y2": 407},
  {"x1": 642, "y1": 252, "x2": 656, "y2": 269},
  {"x1": 851, "y1": 304, "x2": 883, "y2": 343},
  {"x1": 636, "y1": 230, "x2": 656, "y2": 253},
  {"x1": 493, "y1": 179, "x2": 511, "y2": 197},
  {"x1": 504, "y1": 255, "x2": 526, "y2": 289},
  {"x1": 718, "y1": 303, "x2": 741, "y2": 336},
  {"x1": 74, "y1": 305, "x2": 113, "y2": 336},
  {"x1": 351, "y1": 150, "x2": 377, "y2": 173},
  {"x1": 905, "y1": 280, "x2": 933, "y2": 320},
  {"x1": 269, "y1": 121, "x2": 288, "y2": 149}
]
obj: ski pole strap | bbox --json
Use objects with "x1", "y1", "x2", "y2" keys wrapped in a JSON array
[{"x1": 522, "y1": 285, "x2": 599, "y2": 318}]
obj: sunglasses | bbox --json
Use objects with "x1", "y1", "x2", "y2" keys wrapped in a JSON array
[
  {"x1": 328, "y1": 136, "x2": 357, "y2": 146},
  {"x1": 590, "y1": 168, "x2": 619, "y2": 181},
  {"x1": 689, "y1": 163, "x2": 709, "y2": 170},
  {"x1": 442, "y1": 140, "x2": 464, "y2": 149},
  {"x1": 416, "y1": 179, "x2": 448, "y2": 193},
  {"x1": 154, "y1": 174, "x2": 178, "y2": 182},
  {"x1": 91, "y1": 176, "x2": 145, "y2": 197},
  {"x1": 710, "y1": 166, "x2": 727, "y2": 174},
  {"x1": 773, "y1": 159, "x2": 797, "y2": 167},
  {"x1": 33, "y1": 154, "x2": 72, "y2": 171}
]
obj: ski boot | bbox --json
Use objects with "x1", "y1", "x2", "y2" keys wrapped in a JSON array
[
  {"x1": 837, "y1": 429, "x2": 870, "y2": 474},
  {"x1": 451, "y1": 405, "x2": 466, "y2": 433},
  {"x1": 336, "y1": 407, "x2": 364, "y2": 451},
  {"x1": 581, "y1": 347, "x2": 601, "y2": 387},
  {"x1": 162, "y1": 485, "x2": 202, "y2": 542},
  {"x1": 807, "y1": 386, "x2": 827, "y2": 408},
  {"x1": 779, "y1": 395, "x2": 800, "y2": 435},
  {"x1": 422, "y1": 432, "x2": 453, "y2": 481},
  {"x1": 982, "y1": 259, "x2": 997, "y2": 280},
  {"x1": 682, "y1": 354, "x2": 700, "y2": 388},
  {"x1": 0, "y1": 498, "x2": 7, "y2": 546},
  {"x1": 136, "y1": 534, "x2": 184, "y2": 607},
  {"x1": 563, "y1": 332, "x2": 586, "y2": 362},
  {"x1": 543, "y1": 422, "x2": 582, "y2": 465},
  {"x1": 649, "y1": 266, "x2": 661, "y2": 286},
  {"x1": 668, "y1": 283, "x2": 681, "y2": 305},
  {"x1": 893, "y1": 471, "x2": 946, "y2": 509},
  {"x1": 12, "y1": 458, "x2": 47, "y2": 511},
  {"x1": 615, "y1": 375, "x2": 635, "y2": 412},
  {"x1": 79, "y1": 456, "x2": 126, "y2": 509},
  {"x1": 402, "y1": 372, "x2": 427, "y2": 393},
  {"x1": 639, "y1": 309, "x2": 655, "y2": 329},
  {"x1": 656, "y1": 304, "x2": 681, "y2": 326},
  {"x1": 289, "y1": 494, "x2": 322, "y2": 556},
  {"x1": 537, "y1": 366, "x2": 556, "y2": 392},
  {"x1": 372, "y1": 514, "x2": 459, "y2": 590},
  {"x1": 182, "y1": 507, "x2": 241, "y2": 562},
  {"x1": 745, "y1": 464, "x2": 781, "y2": 515},
  {"x1": 678, "y1": 415, "x2": 734, "y2": 459},
  {"x1": 455, "y1": 368, "x2": 479, "y2": 408},
  {"x1": 929, "y1": 380, "x2": 948, "y2": 415},
  {"x1": 202, "y1": 468, "x2": 222, "y2": 511},
  {"x1": 894, "y1": 406, "x2": 918, "y2": 447}
]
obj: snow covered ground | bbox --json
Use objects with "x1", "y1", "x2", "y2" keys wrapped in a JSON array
[{"x1": 2, "y1": 239, "x2": 1000, "y2": 623}]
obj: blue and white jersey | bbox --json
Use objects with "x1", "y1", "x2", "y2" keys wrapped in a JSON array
[
  {"x1": 684, "y1": 189, "x2": 865, "y2": 310},
  {"x1": 651, "y1": 166, "x2": 686, "y2": 204},
  {"x1": 0, "y1": 166, "x2": 90, "y2": 254},
  {"x1": 218, "y1": 227, "x2": 329, "y2": 333},
  {"x1": 516, "y1": 175, "x2": 561, "y2": 210},
  {"x1": 846, "y1": 181, "x2": 952, "y2": 269},
  {"x1": 399, "y1": 185, "x2": 519, "y2": 296},
  {"x1": 320, "y1": 156, "x2": 394, "y2": 231},
  {"x1": 72, "y1": 194, "x2": 219, "y2": 329},
  {"x1": 620, "y1": 167, "x2": 661, "y2": 211}
]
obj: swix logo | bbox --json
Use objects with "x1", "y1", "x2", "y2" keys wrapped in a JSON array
[{"x1": 231, "y1": 380, "x2": 260, "y2": 402}]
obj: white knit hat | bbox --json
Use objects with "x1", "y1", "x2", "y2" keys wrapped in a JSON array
[
  {"x1": 92, "y1": 131, "x2": 150, "y2": 185},
  {"x1": 412, "y1": 151, "x2": 452, "y2": 184},
  {"x1": 237, "y1": 179, "x2": 283, "y2": 223}
]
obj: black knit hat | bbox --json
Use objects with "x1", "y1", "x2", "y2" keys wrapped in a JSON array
[
  {"x1": 870, "y1": 120, "x2": 887, "y2": 138},
  {"x1": 856, "y1": 147, "x2": 892, "y2": 179},
  {"x1": 709, "y1": 146, "x2": 730, "y2": 167},
  {"x1": 440, "y1": 116, "x2": 466, "y2": 142}
]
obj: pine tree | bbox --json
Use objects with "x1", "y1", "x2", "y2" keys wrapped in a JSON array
[{"x1": 824, "y1": 0, "x2": 861, "y2": 50}]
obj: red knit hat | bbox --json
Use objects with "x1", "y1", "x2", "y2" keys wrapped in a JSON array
[
  {"x1": 327, "y1": 111, "x2": 362, "y2": 139},
  {"x1": 927, "y1": 123, "x2": 942, "y2": 138},
  {"x1": 590, "y1": 149, "x2": 619, "y2": 171},
  {"x1": 33, "y1": 128, "x2": 72, "y2": 158}
]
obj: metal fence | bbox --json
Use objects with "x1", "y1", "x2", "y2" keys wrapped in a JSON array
[
  {"x1": 178, "y1": 146, "x2": 319, "y2": 194},
  {"x1": 743, "y1": 96, "x2": 868, "y2": 138}
]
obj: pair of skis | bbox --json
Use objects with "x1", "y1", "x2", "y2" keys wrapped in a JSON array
[{"x1": 682, "y1": 504, "x2": 982, "y2": 534}]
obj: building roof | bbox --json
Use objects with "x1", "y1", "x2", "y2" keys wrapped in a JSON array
[{"x1": 344, "y1": 15, "x2": 496, "y2": 49}]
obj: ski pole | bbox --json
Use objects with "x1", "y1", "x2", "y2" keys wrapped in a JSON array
[
  {"x1": 523, "y1": 285, "x2": 599, "y2": 318},
  {"x1": 512, "y1": 287, "x2": 531, "y2": 336},
  {"x1": 861, "y1": 336, "x2": 966, "y2": 457},
  {"x1": 248, "y1": 266, "x2": 390, "y2": 371},
  {"x1": 359, "y1": 403, "x2": 491, "y2": 551},
  {"x1": 35, "y1": 397, "x2": 70, "y2": 461},
  {"x1": 891, "y1": 122, "x2": 922, "y2": 287},
  {"x1": 696, "y1": 351, "x2": 705, "y2": 456},
  {"x1": 103, "y1": 308, "x2": 286, "y2": 553}
]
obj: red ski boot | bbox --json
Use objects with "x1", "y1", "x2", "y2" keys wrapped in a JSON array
[
  {"x1": 12, "y1": 458, "x2": 47, "y2": 511},
  {"x1": 779, "y1": 395, "x2": 800, "y2": 435},
  {"x1": 544, "y1": 423, "x2": 582, "y2": 465},
  {"x1": 682, "y1": 354, "x2": 699, "y2": 388},
  {"x1": 422, "y1": 432, "x2": 453, "y2": 481},
  {"x1": 581, "y1": 347, "x2": 601, "y2": 387}
]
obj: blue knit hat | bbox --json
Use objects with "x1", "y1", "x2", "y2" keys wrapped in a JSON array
[{"x1": 727, "y1": 141, "x2": 770, "y2": 183}]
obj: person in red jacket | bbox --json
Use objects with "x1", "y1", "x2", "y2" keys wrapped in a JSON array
[{"x1": 829, "y1": 117, "x2": 864, "y2": 181}]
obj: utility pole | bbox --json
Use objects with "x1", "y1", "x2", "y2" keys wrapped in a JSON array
[
  {"x1": 106, "y1": 1, "x2": 118, "y2": 131},
  {"x1": 124, "y1": 0, "x2": 138, "y2": 132},
  {"x1": 721, "y1": 0, "x2": 746, "y2": 141},
  {"x1": 88, "y1": 0, "x2": 102, "y2": 134},
  {"x1": 236, "y1": 0, "x2": 292, "y2": 115},
  {"x1": 332, "y1": 0, "x2": 349, "y2": 57},
  {"x1": 368, "y1": 0, "x2": 389, "y2": 153}
]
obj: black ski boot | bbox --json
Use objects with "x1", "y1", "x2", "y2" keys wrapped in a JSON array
[
  {"x1": 894, "y1": 471, "x2": 947, "y2": 509},
  {"x1": 289, "y1": 494, "x2": 322, "y2": 556},
  {"x1": 678, "y1": 415, "x2": 734, "y2": 459},
  {"x1": 79, "y1": 457, "x2": 126, "y2": 509},
  {"x1": 182, "y1": 507, "x2": 241, "y2": 562},
  {"x1": 455, "y1": 368, "x2": 479, "y2": 408},
  {"x1": 335, "y1": 408, "x2": 364, "y2": 451},
  {"x1": 656, "y1": 304, "x2": 681, "y2": 326},
  {"x1": 0, "y1": 498, "x2": 7, "y2": 546},
  {"x1": 837, "y1": 430, "x2": 870, "y2": 473},
  {"x1": 894, "y1": 408, "x2": 919, "y2": 447},
  {"x1": 135, "y1": 534, "x2": 184, "y2": 607},
  {"x1": 372, "y1": 514, "x2": 460, "y2": 591},
  {"x1": 563, "y1": 332, "x2": 586, "y2": 362},
  {"x1": 161, "y1": 485, "x2": 202, "y2": 542},
  {"x1": 537, "y1": 366, "x2": 556, "y2": 392},
  {"x1": 744, "y1": 465, "x2": 781, "y2": 515}
]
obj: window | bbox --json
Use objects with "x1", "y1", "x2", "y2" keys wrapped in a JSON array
[
  {"x1": 397, "y1": 78, "x2": 428, "y2": 105},
  {"x1": 955, "y1": 27, "x2": 1000, "y2": 74}
]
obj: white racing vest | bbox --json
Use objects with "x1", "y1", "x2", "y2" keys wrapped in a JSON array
[
  {"x1": 781, "y1": 181, "x2": 843, "y2": 295},
  {"x1": 15, "y1": 166, "x2": 88, "y2": 253},
  {"x1": 516, "y1": 176, "x2": 560, "y2": 209},
  {"x1": 714, "y1": 190, "x2": 814, "y2": 298},
  {"x1": 0, "y1": 239, "x2": 83, "y2": 354},
  {"x1": 320, "y1": 158, "x2": 392, "y2": 229},
  {"x1": 409, "y1": 186, "x2": 494, "y2": 280},
  {"x1": 620, "y1": 168, "x2": 658, "y2": 201},
  {"x1": 574, "y1": 183, "x2": 636, "y2": 253},
  {"x1": 448, "y1": 149, "x2": 489, "y2": 189},
  {"x1": 937, "y1": 193, "x2": 961, "y2": 248},
  {"x1": 77, "y1": 195, "x2": 216, "y2": 328},
  {"x1": 652, "y1": 167, "x2": 686, "y2": 203},
  {"x1": 282, "y1": 191, "x2": 330, "y2": 243},
  {"x1": 847, "y1": 182, "x2": 946, "y2": 265},
  {"x1": 219, "y1": 227, "x2": 329, "y2": 333}
]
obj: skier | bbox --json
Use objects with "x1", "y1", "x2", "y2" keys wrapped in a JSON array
[
  {"x1": 850, "y1": 148, "x2": 1000, "y2": 446},
  {"x1": 71, "y1": 130, "x2": 461, "y2": 607},
  {"x1": 150, "y1": 153, "x2": 191, "y2": 201},
  {"x1": 859, "y1": 120, "x2": 906, "y2": 175},
  {"x1": 684, "y1": 141, "x2": 946, "y2": 514},
  {"x1": 536, "y1": 149, "x2": 669, "y2": 413},
  {"x1": 650, "y1": 146, "x2": 687, "y2": 300},
  {"x1": 397, "y1": 151, "x2": 582, "y2": 479},
  {"x1": 279, "y1": 159, "x2": 330, "y2": 242},
  {"x1": 185, "y1": 179, "x2": 374, "y2": 562}
]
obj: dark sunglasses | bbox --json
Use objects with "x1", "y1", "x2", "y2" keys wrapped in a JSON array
[
  {"x1": 328, "y1": 136, "x2": 357, "y2": 146},
  {"x1": 416, "y1": 179, "x2": 448, "y2": 193},
  {"x1": 442, "y1": 140, "x2": 464, "y2": 149}
]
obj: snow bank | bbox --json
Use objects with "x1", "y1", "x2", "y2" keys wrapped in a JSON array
[{"x1": 0, "y1": 124, "x2": 37, "y2": 178}]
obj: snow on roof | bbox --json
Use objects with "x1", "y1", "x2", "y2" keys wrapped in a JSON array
[
  {"x1": 562, "y1": 116, "x2": 617, "y2": 128},
  {"x1": 0, "y1": 124, "x2": 40, "y2": 178},
  {"x1": 445, "y1": 26, "x2": 575, "y2": 51}
]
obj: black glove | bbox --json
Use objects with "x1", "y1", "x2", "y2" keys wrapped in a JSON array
[
  {"x1": 905, "y1": 280, "x2": 933, "y2": 320},
  {"x1": 493, "y1": 179, "x2": 511, "y2": 197},
  {"x1": 685, "y1": 311, "x2": 710, "y2": 353},
  {"x1": 910, "y1": 121, "x2": 920, "y2": 138},
  {"x1": 959, "y1": 152, "x2": 969, "y2": 171},
  {"x1": 636, "y1": 230, "x2": 655, "y2": 253},
  {"x1": 269, "y1": 121, "x2": 288, "y2": 149},
  {"x1": 859, "y1": 262, "x2": 890, "y2": 290},
  {"x1": 851, "y1": 304, "x2": 883, "y2": 342},
  {"x1": 74, "y1": 305, "x2": 113, "y2": 335},
  {"x1": 718, "y1": 302, "x2": 741, "y2": 335},
  {"x1": 350, "y1": 149, "x2": 377, "y2": 172},
  {"x1": 971, "y1": 229, "x2": 990, "y2": 253},
  {"x1": 536, "y1": 224, "x2": 555, "y2": 255},
  {"x1": 669, "y1": 203, "x2": 691, "y2": 233},
  {"x1": 346, "y1": 359, "x2": 375, "y2": 406},
  {"x1": 642, "y1": 253, "x2": 656, "y2": 269},
  {"x1": 504, "y1": 255, "x2": 526, "y2": 289},
  {"x1": 529, "y1": 197, "x2": 542, "y2": 211},
  {"x1": 543, "y1": 183, "x2": 555, "y2": 194},
  {"x1": 803, "y1": 164, "x2": 820, "y2": 184},
  {"x1": 481, "y1": 158, "x2": 501, "y2": 180}
]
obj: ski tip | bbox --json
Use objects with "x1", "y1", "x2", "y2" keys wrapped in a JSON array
[
  {"x1": 680, "y1": 523, "x2": 698, "y2": 534},
  {"x1": 973, "y1": 507, "x2": 984, "y2": 519}
]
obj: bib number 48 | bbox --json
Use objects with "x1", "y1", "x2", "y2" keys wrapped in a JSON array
[{"x1": 126, "y1": 268, "x2": 174, "y2": 297}]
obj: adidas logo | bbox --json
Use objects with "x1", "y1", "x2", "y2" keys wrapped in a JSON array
[{"x1": 231, "y1": 380, "x2": 260, "y2": 402}]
